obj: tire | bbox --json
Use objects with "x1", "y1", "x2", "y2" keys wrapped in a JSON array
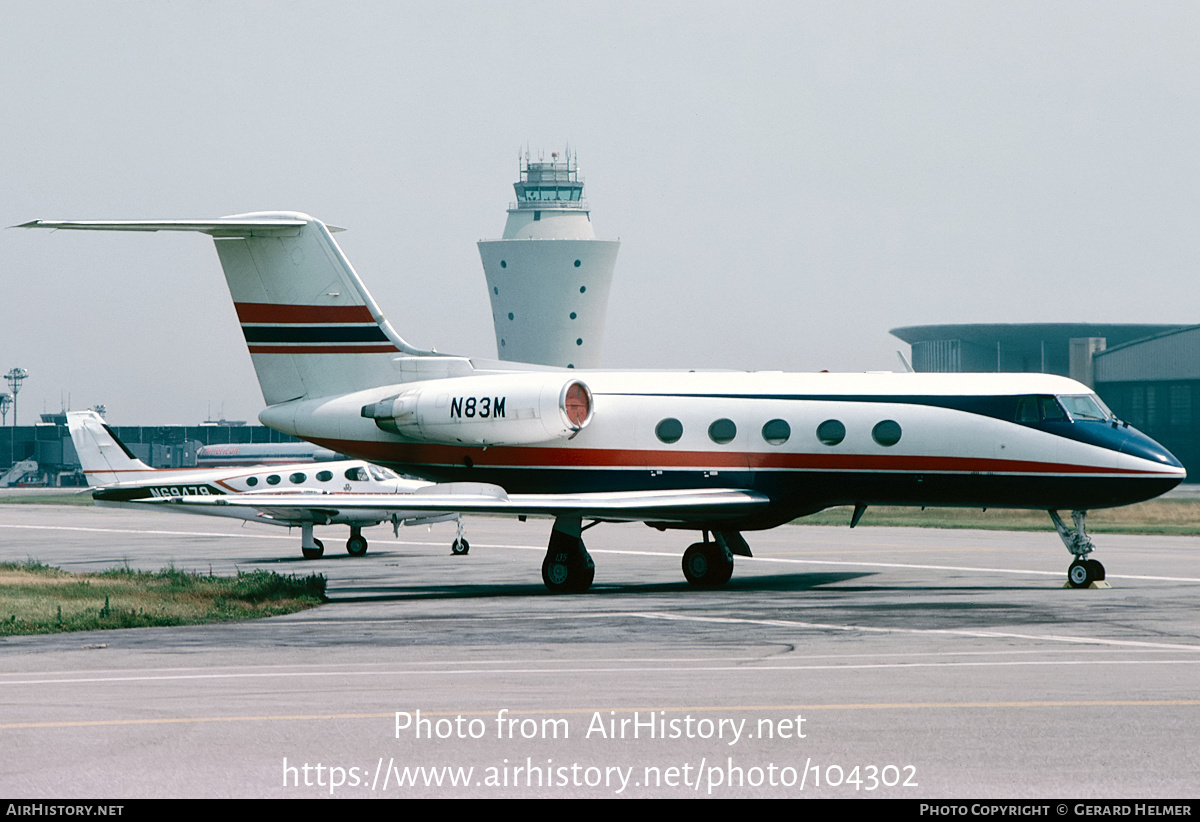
[
  {"x1": 683, "y1": 542, "x2": 733, "y2": 588},
  {"x1": 346, "y1": 535, "x2": 368, "y2": 557},
  {"x1": 302, "y1": 538, "x2": 325, "y2": 561},
  {"x1": 1068, "y1": 558, "x2": 1093, "y2": 588},
  {"x1": 451, "y1": 538, "x2": 470, "y2": 556},
  {"x1": 541, "y1": 552, "x2": 594, "y2": 594},
  {"x1": 1085, "y1": 558, "x2": 1105, "y2": 582}
]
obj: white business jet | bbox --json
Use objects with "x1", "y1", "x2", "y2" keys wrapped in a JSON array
[{"x1": 26, "y1": 214, "x2": 1184, "y2": 593}]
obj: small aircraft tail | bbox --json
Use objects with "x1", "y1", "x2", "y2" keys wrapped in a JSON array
[
  {"x1": 66, "y1": 411, "x2": 156, "y2": 486},
  {"x1": 21, "y1": 213, "x2": 463, "y2": 405}
]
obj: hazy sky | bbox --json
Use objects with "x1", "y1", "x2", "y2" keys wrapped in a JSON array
[{"x1": 4, "y1": 2, "x2": 1199, "y2": 424}]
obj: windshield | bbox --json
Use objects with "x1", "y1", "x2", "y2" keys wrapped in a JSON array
[{"x1": 1057, "y1": 394, "x2": 1113, "y2": 422}]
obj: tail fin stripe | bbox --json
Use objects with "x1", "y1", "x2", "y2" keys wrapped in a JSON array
[
  {"x1": 248, "y1": 344, "x2": 400, "y2": 354},
  {"x1": 234, "y1": 302, "x2": 376, "y2": 324},
  {"x1": 241, "y1": 326, "x2": 391, "y2": 344}
]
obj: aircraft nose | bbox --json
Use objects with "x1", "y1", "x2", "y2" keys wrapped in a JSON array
[{"x1": 1118, "y1": 426, "x2": 1185, "y2": 472}]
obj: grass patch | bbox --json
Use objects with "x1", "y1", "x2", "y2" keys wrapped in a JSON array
[
  {"x1": 0, "y1": 561, "x2": 327, "y2": 636},
  {"x1": 0, "y1": 492, "x2": 92, "y2": 505},
  {"x1": 798, "y1": 498, "x2": 1200, "y2": 535}
]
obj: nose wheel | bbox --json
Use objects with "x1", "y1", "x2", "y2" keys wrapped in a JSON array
[{"x1": 1051, "y1": 511, "x2": 1110, "y2": 589}]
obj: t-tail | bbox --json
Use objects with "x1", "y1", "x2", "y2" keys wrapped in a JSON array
[
  {"x1": 66, "y1": 411, "x2": 156, "y2": 486},
  {"x1": 20, "y1": 213, "x2": 468, "y2": 405}
]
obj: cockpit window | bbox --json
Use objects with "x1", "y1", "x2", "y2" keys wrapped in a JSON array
[
  {"x1": 1040, "y1": 396, "x2": 1067, "y2": 421},
  {"x1": 1058, "y1": 394, "x2": 1111, "y2": 421},
  {"x1": 344, "y1": 467, "x2": 370, "y2": 482},
  {"x1": 368, "y1": 465, "x2": 395, "y2": 482}
]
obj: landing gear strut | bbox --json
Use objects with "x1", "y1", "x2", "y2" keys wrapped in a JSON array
[
  {"x1": 451, "y1": 517, "x2": 469, "y2": 555},
  {"x1": 346, "y1": 526, "x2": 368, "y2": 557},
  {"x1": 300, "y1": 522, "x2": 325, "y2": 560},
  {"x1": 541, "y1": 516, "x2": 594, "y2": 593},
  {"x1": 1050, "y1": 510, "x2": 1108, "y2": 588}
]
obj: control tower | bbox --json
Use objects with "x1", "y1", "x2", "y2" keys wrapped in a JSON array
[{"x1": 478, "y1": 151, "x2": 620, "y2": 369}]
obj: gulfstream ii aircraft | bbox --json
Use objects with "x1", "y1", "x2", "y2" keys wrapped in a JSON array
[
  {"x1": 65, "y1": 410, "x2": 467, "y2": 559},
  {"x1": 24, "y1": 213, "x2": 1185, "y2": 593}
]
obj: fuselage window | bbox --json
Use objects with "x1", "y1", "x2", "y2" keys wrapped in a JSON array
[
  {"x1": 289, "y1": 472, "x2": 307, "y2": 484},
  {"x1": 816, "y1": 419, "x2": 846, "y2": 446},
  {"x1": 656, "y1": 418, "x2": 683, "y2": 444},
  {"x1": 345, "y1": 467, "x2": 370, "y2": 482},
  {"x1": 761, "y1": 419, "x2": 790, "y2": 445},
  {"x1": 266, "y1": 474, "x2": 281, "y2": 485},
  {"x1": 316, "y1": 471, "x2": 333, "y2": 482},
  {"x1": 709, "y1": 418, "x2": 737, "y2": 444},
  {"x1": 245, "y1": 476, "x2": 258, "y2": 487},
  {"x1": 872, "y1": 420, "x2": 902, "y2": 447}
]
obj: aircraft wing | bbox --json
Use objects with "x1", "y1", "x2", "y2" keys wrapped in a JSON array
[{"x1": 151, "y1": 484, "x2": 771, "y2": 524}]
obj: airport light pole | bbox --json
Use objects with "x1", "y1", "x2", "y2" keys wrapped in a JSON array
[{"x1": 5, "y1": 368, "x2": 28, "y2": 427}]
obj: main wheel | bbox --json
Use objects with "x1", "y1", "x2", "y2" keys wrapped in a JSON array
[
  {"x1": 451, "y1": 538, "x2": 470, "y2": 555},
  {"x1": 1067, "y1": 558, "x2": 1094, "y2": 588},
  {"x1": 302, "y1": 537, "x2": 325, "y2": 561},
  {"x1": 682, "y1": 542, "x2": 733, "y2": 588},
  {"x1": 1085, "y1": 558, "x2": 1105, "y2": 581},
  {"x1": 346, "y1": 534, "x2": 368, "y2": 557},
  {"x1": 541, "y1": 552, "x2": 594, "y2": 594}
]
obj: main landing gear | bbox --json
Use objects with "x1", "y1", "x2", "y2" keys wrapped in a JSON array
[
  {"x1": 1050, "y1": 510, "x2": 1109, "y2": 589},
  {"x1": 682, "y1": 531, "x2": 752, "y2": 588},
  {"x1": 300, "y1": 522, "x2": 325, "y2": 560},
  {"x1": 541, "y1": 516, "x2": 595, "y2": 594},
  {"x1": 451, "y1": 517, "x2": 470, "y2": 556},
  {"x1": 536, "y1": 521, "x2": 753, "y2": 594}
]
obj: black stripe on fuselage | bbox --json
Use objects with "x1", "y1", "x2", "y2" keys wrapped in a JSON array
[{"x1": 373, "y1": 463, "x2": 1181, "y2": 521}]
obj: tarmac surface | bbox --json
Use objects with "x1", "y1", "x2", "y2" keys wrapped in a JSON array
[{"x1": 2, "y1": 503, "x2": 1199, "y2": 798}]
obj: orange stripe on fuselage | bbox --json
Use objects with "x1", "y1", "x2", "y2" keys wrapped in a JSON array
[
  {"x1": 234, "y1": 303, "x2": 375, "y2": 324},
  {"x1": 305, "y1": 439, "x2": 1168, "y2": 476}
]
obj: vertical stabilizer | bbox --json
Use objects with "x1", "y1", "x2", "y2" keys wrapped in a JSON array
[
  {"x1": 66, "y1": 411, "x2": 155, "y2": 486},
  {"x1": 20, "y1": 213, "x2": 462, "y2": 405}
]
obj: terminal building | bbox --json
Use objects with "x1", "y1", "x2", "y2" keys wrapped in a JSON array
[
  {"x1": 478, "y1": 151, "x2": 620, "y2": 369},
  {"x1": 892, "y1": 323, "x2": 1200, "y2": 480}
]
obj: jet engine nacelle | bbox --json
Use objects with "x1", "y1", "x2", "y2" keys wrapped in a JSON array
[{"x1": 361, "y1": 374, "x2": 594, "y2": 446}]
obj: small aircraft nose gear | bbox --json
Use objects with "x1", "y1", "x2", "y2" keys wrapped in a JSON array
[
  {"x1": 451, "y1": 517, "x2": 470, "y2": 555},
  {"x1": 1049, "y1": 510, "x2": 1108, "y2": 588},
  {"x1": 541, "y1": 516, "x2": 595, "y2": 593},
  {"x1": 300, "y1": 523, "x2": 325, "y2": 560},
  {"x1": 346, "y1": 526, "x2": 368, "y2": 557}
]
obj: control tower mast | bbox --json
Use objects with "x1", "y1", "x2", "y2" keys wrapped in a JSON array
[{"x1": 478, "y1": 150, "x2": 620, "y2": 369}]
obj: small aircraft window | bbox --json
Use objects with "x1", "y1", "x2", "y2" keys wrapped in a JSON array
[
  {"x1": 761, "y1": 419, "x2": 790, "y2": 445},
  {"x1": 289, "y1": 472, "x2": 307, "y2": 484},
  {"x1": 1059, "y1": 394, "x2": 1110, "y2": 421},
  {"x1": 266, "y1": 475, "x2": 281, "y2": 485},
  {"x1": 345, "y1": 467, "x2": 370, "y2": 482},
  {"x1": 245, "y1": 476, "x2": 258, "y2": 487},
  {"x1": 872, "y1": 420, "x2": 902, "y2": 447},
  {"x1": 708, "y1": 418, "x2": 737, "y2": 444},
  {"x1": 316, "y1": 471, "x2": 333, "y2": 482},
  {"x1": 368, "y1": 465, "x2": 394, "y2": 482},
  {"x1": 656, "y1": 418, "x2": 683, "y2": 444},
  {"x1": 816, "y1": 419, "x2": 846, "y2": 446}
]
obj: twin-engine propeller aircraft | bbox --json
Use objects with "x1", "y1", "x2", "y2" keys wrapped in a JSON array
[
  {"x1": 25, "y1": 213, "x2": 1185, "y2": 592},
  {"x1": 65, "y1": 410, "x2": 467, "y2": 559}
]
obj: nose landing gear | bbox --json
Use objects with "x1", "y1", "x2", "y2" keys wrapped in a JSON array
[{"x1": 1050, "y1": 510, "x2": 1110, "y2": 589}]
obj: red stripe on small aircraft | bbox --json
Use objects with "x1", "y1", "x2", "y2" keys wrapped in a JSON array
[
  {"x1": 306, "y1": 438, "x2": 1170, "y2": 476},
  {"x1": 247, "y1": 344, "x2": 400, "y2": 354},
  {"x1": 234, "y1": 303, "x2": 375, "y2": 324}
]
